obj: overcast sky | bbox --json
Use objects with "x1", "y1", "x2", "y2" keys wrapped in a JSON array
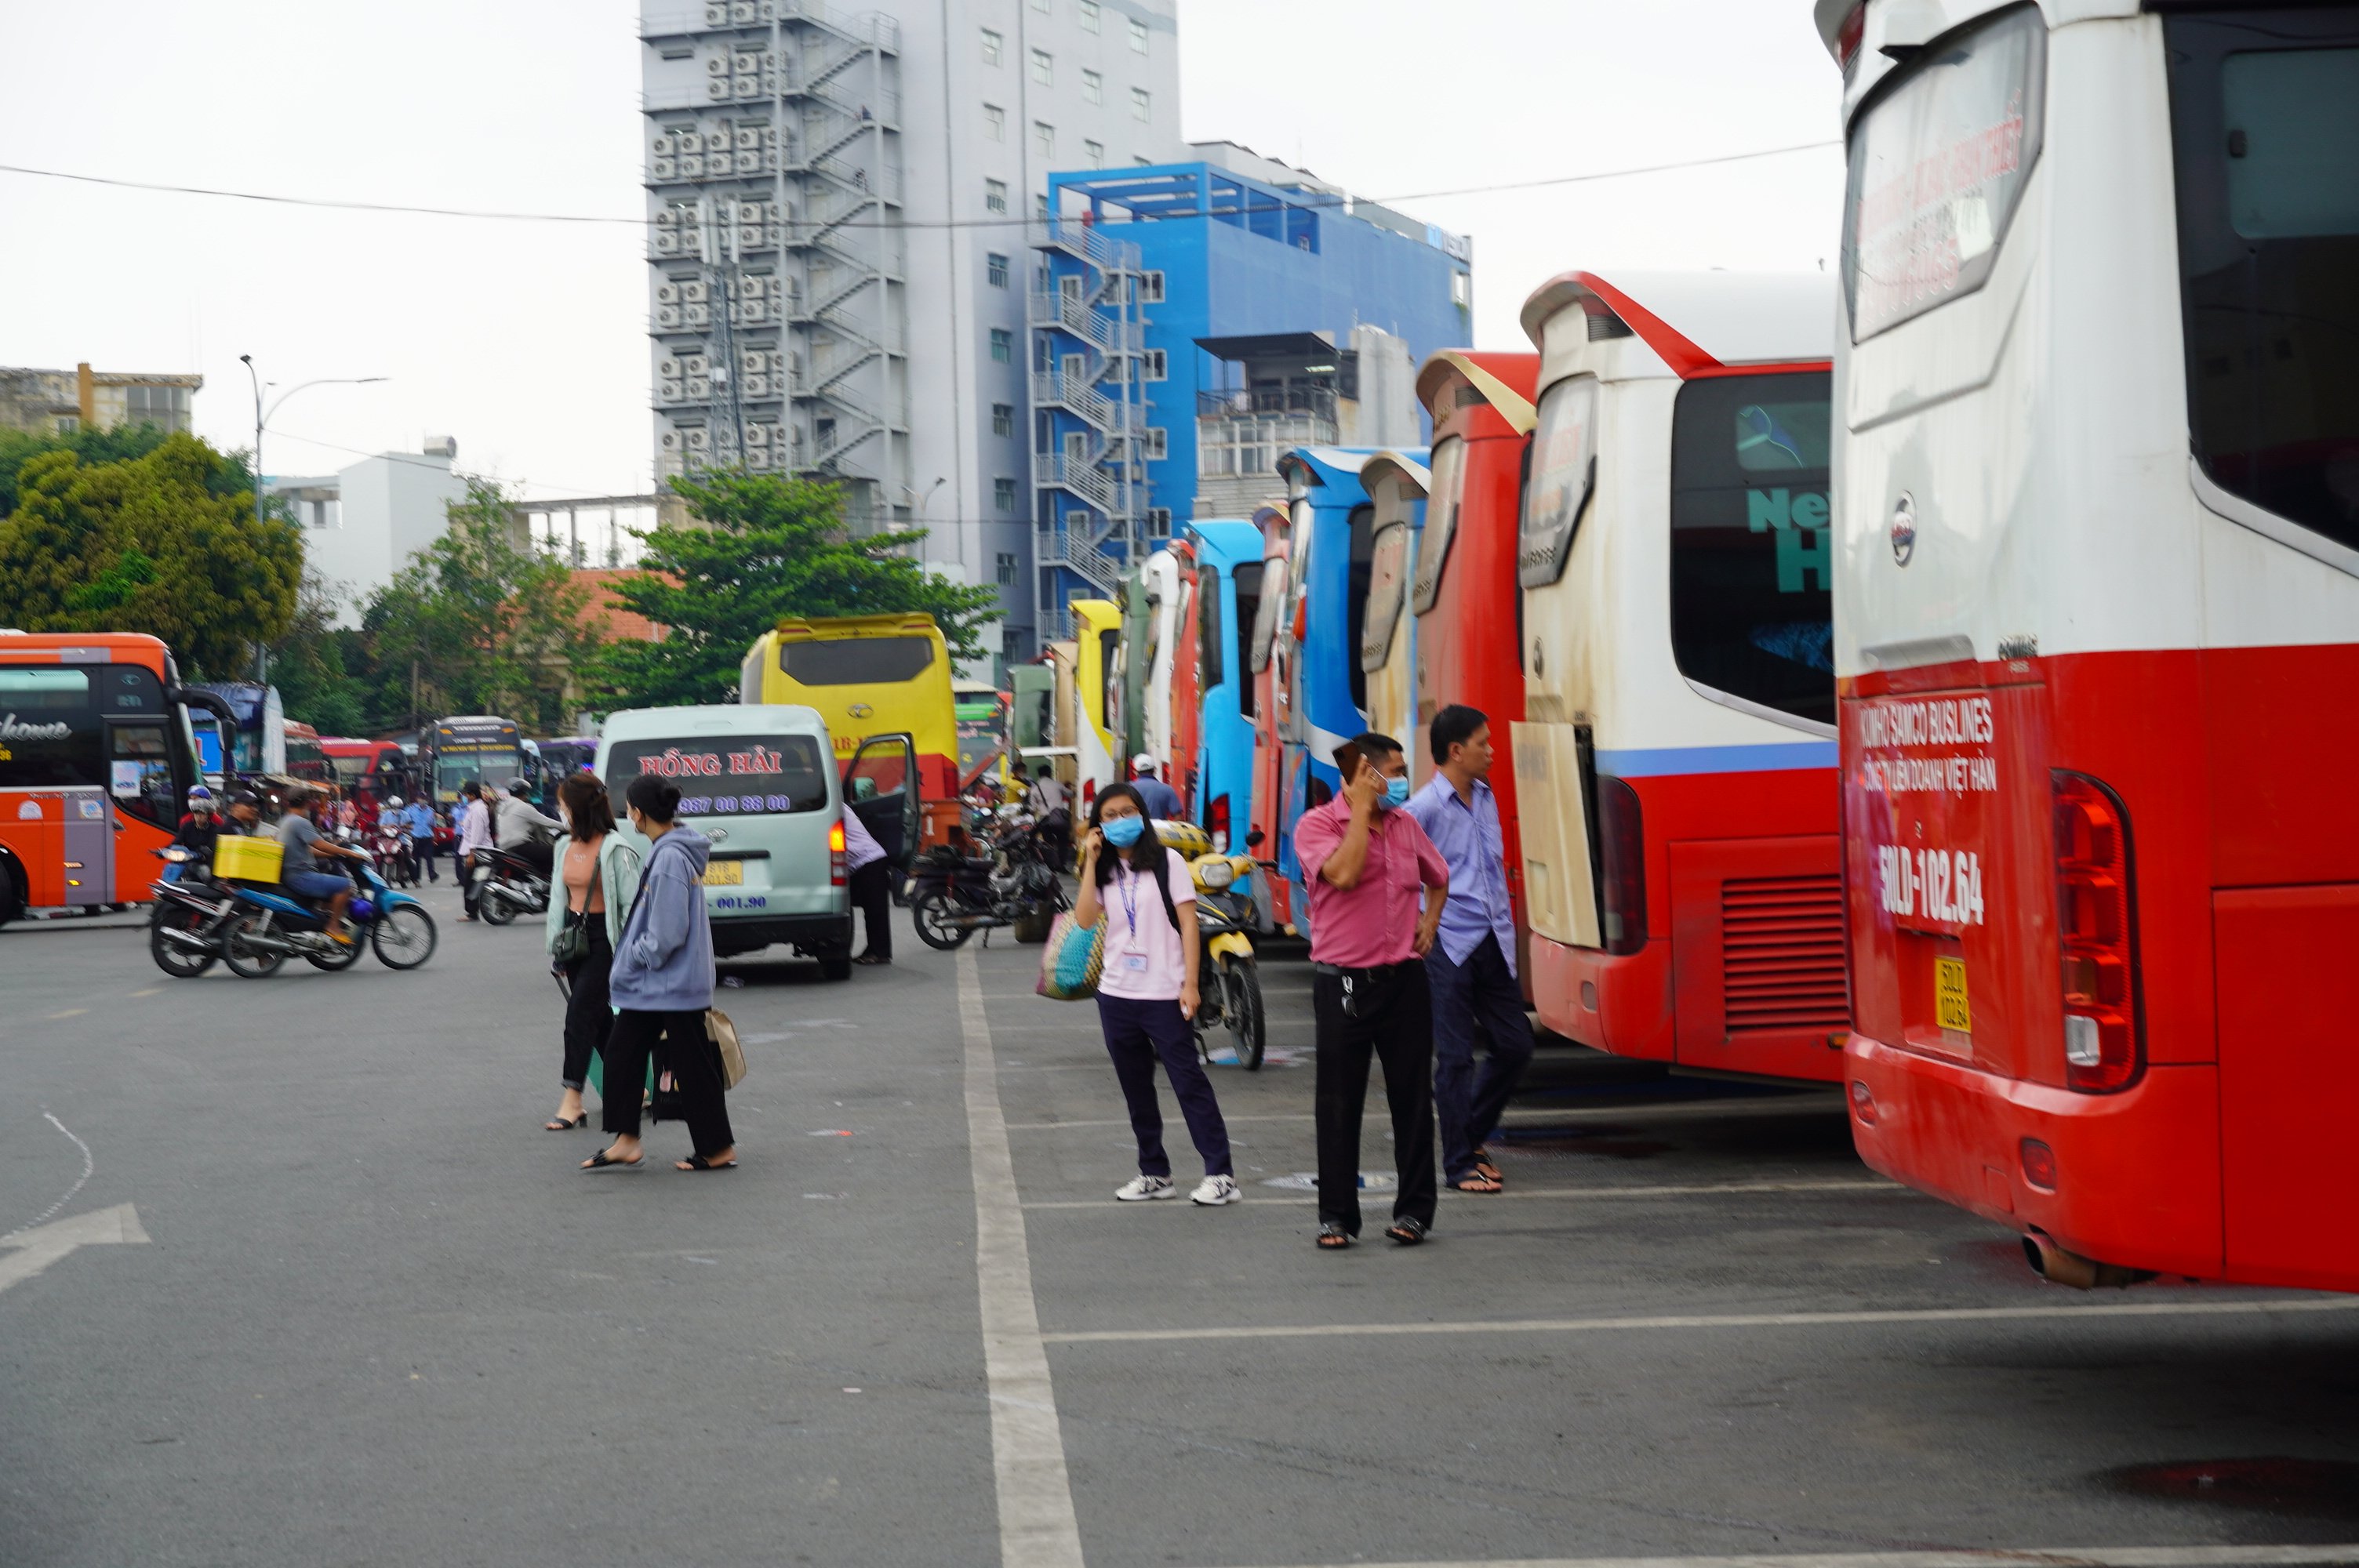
[{"x1": 0, "y1": 0, "x2": 1845, "y2": 514}]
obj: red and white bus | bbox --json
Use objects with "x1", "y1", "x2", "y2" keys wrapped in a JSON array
[
  {"x1": 0, "y1": 631, "x2": 234, "y2": 925},
  {"x1": 1514, "y1": 271, "x2": 1849, "y2": 1083},
  {"x1": 1819, "y1": 0, "x2": 2359, "y2": 1290}
]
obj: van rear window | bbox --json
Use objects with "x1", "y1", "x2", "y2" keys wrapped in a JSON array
[
  {"x1": 605, "y1": 735, "x2": 829, "y2": 816},
  {"x1": 780, "y1": 636, "x2": 936, "y2": 685}
]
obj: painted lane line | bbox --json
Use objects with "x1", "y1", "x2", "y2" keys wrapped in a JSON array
[
  {"x1": 958, "y1": 946, "x2": 1085, "y2": 1568},
  {"x1": 1203, "y1": 1546, "x2": 2359, "y2": 1568},
  {"x1": 129, "y1": 986, "x2": 162, "y2": 997},
  {"x1": 44, "y1": 1008, "x2": 88, "y2": 1020},
  {"x1": 1004, "y1": 1097, "x2": 1846, "y2": 1132},
  {"x1": 1043, "y1": 1294, "x2": 2359, "y2": 1345},
  {"x1": 1020, "y1": 1179, "x2": 1898, "y2": 1211},
  {"x1": 0, "y1": 1204, "x2": 149, "y2": 1300},
  {"x1": 4, "y1": 1112, "x2": 96, "y2": 1241}
]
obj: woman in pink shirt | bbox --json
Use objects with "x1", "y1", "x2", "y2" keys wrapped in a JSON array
[{"x1": 1071, "y1": 785, "x2": 1238, "y2": 1207}]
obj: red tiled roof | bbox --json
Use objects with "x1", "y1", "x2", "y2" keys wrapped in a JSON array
[{"x1": 572, "y1": 568, "x2": 672, "y2": 643}]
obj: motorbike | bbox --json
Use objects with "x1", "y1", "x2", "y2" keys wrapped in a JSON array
[
  {"x1": 1163, "y1": 825, "x2": 1268, "y2": 1071},
  {"x1": 907, "y1": 806, "x2": 1067, "y2": 950},
  {"x1": 147, "y1": 845, "x2": 238, "y2": 979},
  {"x1": 472, "y1": 844, "x2": 551, "y2": 926},
  {"x1": 217, "y1": 848, "x2": 438, "y2": 977},
  {"x1": 373, "y1": 822, "x2": 417, "y2": 887}
]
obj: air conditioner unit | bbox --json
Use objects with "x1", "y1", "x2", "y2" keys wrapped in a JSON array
[
  {"x1": 735, "y1": 126, "x2": 760, "y2": 151},
  {"x1": 732, "y1": 1, "x2": 757, "y2": 20},
  {"x1": 683, "y1": 354, "x2": 709, "y2": 373},
  {"x1": 655, "y1": 232, "x2": 682, "y2": 255},
  {"x1": 681, "y1": 279, "x2": 708, "y2": 303},
  {"x1": 656, "y1": 304, "x2": 684, "y2": 328},
  {"x1": 707, "y1": 53, "x2": 731, "y2": 75},
  {"x1": 659, "y1": 379, "x2": 683, "y2": 401},
  {"x1": 656, "y1": 282, "x2": 681, "y2": 306},
  {"x1": 659, "y1": 354, "x2": 683, "y2": 376},
  {"x1": 651, "y1": 157, "x2": 677, "y2": 181},
  {"x1": 687, "y1": 376, "x2": 712, "y2": 398},
  {"x1": 737, "y1": 223, "x2": 764, "y2": 248},
  {"x1": 651, "y1": 132, "x2": 673, "y2": 155},
  {"x1": 746, "y1": 423, "x2": 770, "y2": 445},
  {"x1": 706, "y1": 129, "x2": 731, "y2": 151},
  {"x1": 686, "y1": 428, "x2": 711, "y2": 450},
  {"x1": 660, "y1": 428, "x2": 682, "y2": 450},
  {"x1": 734, "y1": 151, "x2": 759, "y2": 175},
  {"x1": 680, "y1": 154, "x2": 703, "y2": 178},
  {"x1": 734, "y1": 78, "x2": 761, "y2": 99},
  {"x1": 706, "y1": 78, "x2": 731, "y2": 100},
  {"x1": 765, "y1": 201, "x2": 784, "y2": 221},
  {"x1": 686, "y1": 305, "x2": 711, "y2": 327},
  {"x1": 704, "y1": 2, "x2": 729, "y2": 25},
  {"x1": 744, "y1": 373, "x2": 770, "y2": 397}
]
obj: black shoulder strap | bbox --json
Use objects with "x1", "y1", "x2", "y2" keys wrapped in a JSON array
[{"x1": 1147, "y1": 849, "x2": 1180, "y2": 934}]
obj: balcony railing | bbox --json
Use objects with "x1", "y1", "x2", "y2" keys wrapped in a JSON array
[{"x1": 1195, "y1": 385, "x2": 1339, "y2": 420}]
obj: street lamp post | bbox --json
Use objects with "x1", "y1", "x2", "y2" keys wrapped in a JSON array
[{"x1": 237, "y1": 355, "x2": 388, "y2": 532}]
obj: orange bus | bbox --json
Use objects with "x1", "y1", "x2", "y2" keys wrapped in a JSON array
[{"x1": 0, "y1": 631, "x2": 235, "y2": 925}]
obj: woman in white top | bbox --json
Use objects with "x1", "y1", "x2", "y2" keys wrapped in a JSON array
[{"x1": 1072, "y1": 784, "x2": 1238, "y2": 1206}]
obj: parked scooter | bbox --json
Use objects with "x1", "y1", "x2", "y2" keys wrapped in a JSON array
[
  {"x1": 471, "y1": 845, "x2": 551, "y2": 926},
  {"x1": 1184, "y1": 829, "x2": 1268, "y2": 1070},
  {"x1": 907, "y1": 806, "x2": 1066, "y2": 950},
  {"x1": 218, "y1": 850, "x2": 438, "y2": 976}
]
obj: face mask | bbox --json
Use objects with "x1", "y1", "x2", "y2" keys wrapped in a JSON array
[
  {"x1": 1383, "y1": 775, "x2": 1412, "y2": 809},
  {"x1": 1101, "y1": 815, "x2": 1145, "y2": 848}
]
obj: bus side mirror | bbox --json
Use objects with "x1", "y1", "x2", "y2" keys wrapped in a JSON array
[{"x1": 1246, "y1": 828, "x2": 1265, "y2": 848}]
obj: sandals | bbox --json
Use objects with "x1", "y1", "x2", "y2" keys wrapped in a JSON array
[
  {"x1": 677, "y1": 1154, "x2": 739, "y2": 1172},
  {"x1": 1452, "y1": 1173, "x2": 1502, "y2": 1194},
  {"x1": 545, "y1": 1113, "x2": 587, "y2": 1131},
  {"x1": 581, "y1": 1146, "x2": 643, "y2": 1171},
  {"x1": 1315, "y1": 1221, "x2": 1353, "y2": 1250},
  {"x1": 1383, "y1": 1215, "x2": 1430, "y2": 1247},
  {"x1": 1473, "y1": 1147, "x2": 1504, "y2": 1186}
]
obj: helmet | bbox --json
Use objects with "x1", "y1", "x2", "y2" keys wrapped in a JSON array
[
  {"x1": 186, "y1": 785, "x2": 215, "y2": 805},
  {"x1": 229, "y1": 789, "x2": 262, "y2": 811},
  {"x1": 386, "y1": 796, "x2": 404, "y2": 809}
]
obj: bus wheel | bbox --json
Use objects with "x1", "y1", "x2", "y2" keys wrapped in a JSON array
[
  {"x1": 0, "y1": 862, "x2": 21, "y2": 929},
  {"x1": 911, "y1": 889, "x2": 972, "y2": 950},
  {"x1": 820, "y1": 956, "x2": 852, "y2": 981}
]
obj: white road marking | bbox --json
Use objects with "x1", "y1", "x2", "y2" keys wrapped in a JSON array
[
  {"x1": 45, "y1": 1007, "x2": 87, "y2": 1020},
  {"x1": 1210, "y1": 1548, "x2": 2359, "y2": 1568},
  {"x1": 4, "y1": 1112, "x2": 96, "y2": 1240},
  {"x1": 0, "y1": 1204, "x2": 149, "y2": 1300},
  {"x1": 1021, "y1": 1179, "x2": 1896, "y2": 1211},
  {"x1": 958, "y1": 946, "x2": 1085, "y2": 1567},
  {"x1": 1044, "y1": 1294, "x2": 2359, "y2": 1345},
  {"x1": 1005, "y1": 1096, "x2": 1845, "y2": 1132}
]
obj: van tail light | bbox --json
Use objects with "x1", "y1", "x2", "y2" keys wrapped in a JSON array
[
  {"x1": 1834, "y1": 1, "x2": 1866, "y2": 68},
  {"x1": 2052, "y1": 771, "x2": 2139, "y2": 1092},
  {"x1": 1207, "y1": 792, "x2": 1230, "y2": 850},
  {"x1": 1598, "y1": 775, "x2": 1646, "y2": 956},
  {"x1": 829, "y1": 819, "x2": 847, "y2": 887}
]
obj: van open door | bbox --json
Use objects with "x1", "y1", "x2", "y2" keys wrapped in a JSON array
[{"x1": 844, "y1": 731, "x2": 921, "y2": 868}]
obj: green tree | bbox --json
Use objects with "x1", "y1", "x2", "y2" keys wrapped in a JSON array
[
  {"x1": 267, "y1": 570, "x2": 369, "y2": 736},
  {"x1": 0, "y1": 433, "x2": 300, "y2": 677},
  {"x1": 0, "y1": 420, "x2": 257, "y2": 515},
  {"x1": 362, "y1": 481, "x2": 591, "y2": 733},
  {"x1": 584, "y1": 471, "x2": 1001, "y2": 709}
]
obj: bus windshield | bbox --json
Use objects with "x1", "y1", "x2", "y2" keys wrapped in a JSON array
[
  {"x1": 605, "y1": 734, "x2": 829, "y2": 817},
  {"x1": 2166, "y1": 9, "x2": 2359, "y2": 554},
  {"x1": 782, "y1": 635, "x2": 936, "y2": 685},
  {"x1": 1668, "y1": 372, "x2": 1835, "y2": 728},
  {"x1": 0, "y1": 662, "x2": 181, "y2": 826}
]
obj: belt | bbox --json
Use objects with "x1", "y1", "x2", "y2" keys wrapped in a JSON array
[{"x1": 1313, "y1": 959, "x2": 1418, "y2": 978}]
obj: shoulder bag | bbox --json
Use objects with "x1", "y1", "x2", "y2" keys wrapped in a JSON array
[{"x1": 550, "y1": 845, "x2": 601, "y2": 964}]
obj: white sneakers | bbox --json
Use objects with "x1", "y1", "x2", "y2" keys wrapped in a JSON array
[
  {"x1": 1190, "y1": 1174, "x2": 1240, "y2": 1207},
  {"x1": 1112, "y1": 1173, "x2": 1241, "y2": 1206}
]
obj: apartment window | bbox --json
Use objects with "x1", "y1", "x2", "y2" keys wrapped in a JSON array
[
  {"x1": 980, "y1": 27, "x2": 1003, "y2": 65},
  {"x1": 1147, "y1": 507, "x2": 1172, "y2": 536},
  {"x1": 1452, "y1": 270, "x2": 1472, "y2": 307},
  {"x1": 1078, "y1": 0, "x2": 1100, "y2": 31},
  {"x1": 1034, "y1": 192, "x2": 1050, "y2": 220},
  {"x1": 1143, "y1": 348, "x2": 1167, "y2": 382},
  {"x1": 987, "y1": 252, "x2": 1009, "y2": 288},
  {"x1": 1030, "y1": 49, "x2": 1052, "y2": 85},
  {"x1": 1034, "y1": 121, "x2": 1055, "y2": 158},
  {"x1": 998, "y1": 550, "x2": 1019, "y2": 585},
  {"x1": 1143, "y1": 426, "x2": 1169, "y2": 459},
  {"x1": 1129, "y1": 16, "x2": 1149, "y2": 53},
  {"x1": 990, "y1": 328, "x2": 1013, "y2": 363},
  {"x1": 1085, "y1": 139, "x2": 1105, "y2": 168},
  {"x1": 994, "y1": 477, "x2": 1018, "y2": 512},
  {"x1": 1139, "y1": 270, "x2": 1165, "y2": 303},
  {"x1": 992, "y1": 402, "x2": 1013, "y2": 437},
  {"x1": 1130, "y1": 86, "x2": 1151, "y2": 122},
  {"x1": 985, "y1": 178, "x2": 1009, "y2": 213},
  {"x1": 1081, "y1": 68, "x2": 1102, "y2": 105},
  {"x1": 983, "y1": 103, "x2": 1005, "y2": 141}
]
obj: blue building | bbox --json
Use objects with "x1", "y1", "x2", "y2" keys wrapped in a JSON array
[{"x1": 1027, "y1": 149, "x2": 1470, "y2": 636}]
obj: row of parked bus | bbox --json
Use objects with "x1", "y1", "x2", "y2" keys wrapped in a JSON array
[{"x1": 1046, "y1": 0, "x2": 2359, "y2": 1298}]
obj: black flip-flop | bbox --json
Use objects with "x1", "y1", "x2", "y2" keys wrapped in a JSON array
[
  {"x1": 545, "y1": 1113, "x2": 587, "y2": 1131},
  {"x1": 581, "y1": 1147, "x2": 643, "y2": 1171},
  {"x1": 1315, "y1": 1221, "x2": 1353, "y2": 1250},
  {"x1": 1384, "y1": 1215, "x2": 1430, "y2": 1246},
  {"x1": 678, "y1": 1154, "x2": 738, "y2": 1172}
]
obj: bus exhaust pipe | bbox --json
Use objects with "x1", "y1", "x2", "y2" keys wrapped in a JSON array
[{"x1": 2023, "y1": 1231, "x2": 2157, "y2": 1290}]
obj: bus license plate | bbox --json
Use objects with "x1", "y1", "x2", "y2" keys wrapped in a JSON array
[
  {"x1": 703, "y1": 861, "x2": 743, "y2": 887},
  {"x1": 1934, "y1": 955, "x2": 1972, "y2": 1033}
]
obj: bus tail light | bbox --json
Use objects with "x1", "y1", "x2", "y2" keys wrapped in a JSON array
[
  {"x1": 829, "y1": 820, "x2": 847, "y2": 887},
  {"x1": 2020, "y1": 1138, "x2": 2057, "y2": 1192},
  {"x1": 2052, "y1": 771, "x2": 2139, "y2": 1092},
  {"x1": 1834, "y1": 2, "x2": 1866, "y2": 68},
  {"x1": 1598, "y1": 775, "x2": 1646, "y2": 956},
  {"x1": 1207, "y1": 793, "x2": 1230, "y2": 849}
]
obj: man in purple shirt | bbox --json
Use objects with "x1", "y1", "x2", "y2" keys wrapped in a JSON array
[
  {"x1": 1405, "y1": 706, "x2": 1535, "y2": 1195},
  {"x1": 1293, "y1": 732, "x2": 1449, "y2": 1249}
]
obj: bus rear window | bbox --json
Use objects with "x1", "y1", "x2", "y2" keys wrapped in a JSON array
[
  {"x1": 1521, "y1": 377, "x2": 1598, "y2": 587},
  {"x1": 605, "y1": 735, "x2": 829, "y2": 816},
  {"x1": 1344, "y1": 504, "x2": 1375, "y2": 712},
  {"x1": 1668, "y1": 373, "x2": 1835, "y2": 728},
  {"x1": 1359, "y1": 523, "x2": 1412, "y2": 673},
  {"x1": 2166, "y1": 13, "x2": 2359, "y2": 554},
  {"x1": 1411, "y1": 436, "x2": 1465, "y2": 614},
  {"x1": 1198, "y1": 565, "x2": 1224, "y2": 691},
  {"x1": 1232, "y1": 561, "x2": 1263, "y2": 717},
  {"x1": 781, "y1": 635, "x2": 936, "y2": 685}
]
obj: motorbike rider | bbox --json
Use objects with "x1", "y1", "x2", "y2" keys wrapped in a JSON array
[
  {"x1": 495, "y1": 778, "x2": 564, "y2": 880},
  {"x1": 173, "y1": 786, "x2": 224, "y2": 857},
  {"x1": 380, "y1": 795, "x2": 417, "y2": 886},
  {"x1": 223, "y1": 789, "x2": 265, "y2": 836},
  {"x1": 278, "y1": 785, "x2": 369, "y2": 946}
]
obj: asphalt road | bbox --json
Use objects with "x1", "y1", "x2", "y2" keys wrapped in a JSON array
[{"x1": 5, "y1": 884, "x2": 2358, "y2": 1567}]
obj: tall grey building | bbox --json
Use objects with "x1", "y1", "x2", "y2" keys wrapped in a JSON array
[{"x1": 639, "y1": 0, "x2": 1180, "y2": 666}]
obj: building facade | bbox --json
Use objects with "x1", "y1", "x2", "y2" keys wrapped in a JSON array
[
  {"x1": 638, "y1": 0, "x2": 1182, "y2": 670},
  {"x1": 0, "y1": 364, "x2": 200, "y2": 437},
  {"x1": 1027, "y1": 154, "x2": 1470, "y2": 630},
  {"x1": 269, "y1": 440, "x2": 474, "y2": 626}
]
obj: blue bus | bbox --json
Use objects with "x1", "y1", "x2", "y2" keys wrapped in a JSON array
[
  {"x1": 1355, "y1": 449, "x2": 1431, "y2": 760},
  {"x1": 1273, "y1": 447, "x2": 1386, "y2": 933},
  {"x1": 1183, "y1": 518, "x2": 1267, "y2": 855}
]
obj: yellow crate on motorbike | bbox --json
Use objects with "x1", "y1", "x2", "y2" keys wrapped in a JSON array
[{"x1": 212, "y1": 834, "x2": 283, "y2": 884}]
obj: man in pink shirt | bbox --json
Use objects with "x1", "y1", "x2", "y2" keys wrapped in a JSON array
[{"x1": 1292, "y1": 732, "x2": 1449, "y2": 1248}]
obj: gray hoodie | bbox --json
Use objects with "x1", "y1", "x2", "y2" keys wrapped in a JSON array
[{"x1": 608, "y1": 824, "x2": 715, "y2": 1013}]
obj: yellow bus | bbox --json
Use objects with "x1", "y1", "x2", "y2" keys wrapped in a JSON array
[
  {"x1": 741, "y1": 614, "x2": 960, "y2": 844},
  {"x1": 1067, "y1": 597, "x2": 1121, "y2": 804}
]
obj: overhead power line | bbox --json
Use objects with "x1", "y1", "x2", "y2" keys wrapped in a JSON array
[{"x1": 0, "y1": 140, "x2": 1841, "y2": 234}]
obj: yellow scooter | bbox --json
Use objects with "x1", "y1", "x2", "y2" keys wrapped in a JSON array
[{"x1": 1152, "y1": 819, "x2": 1267, "y2": 1070}]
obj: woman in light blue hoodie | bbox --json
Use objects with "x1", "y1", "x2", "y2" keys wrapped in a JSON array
[{"x1": 583, "y1": 775, "x2": 734, "y2": 1172}]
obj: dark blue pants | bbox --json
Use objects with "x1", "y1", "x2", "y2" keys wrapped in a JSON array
[
  {"x1": 1427, "y1": 934, "x2": 1534, "y2": 1183},
  {"x1": 1095, "y1": 994, "x2": 1232, "y2": 1178}
]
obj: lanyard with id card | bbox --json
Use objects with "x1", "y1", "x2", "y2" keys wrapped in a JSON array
[{"x1": 1118, "y1": 871, "x2": 1150, "y2": 973}]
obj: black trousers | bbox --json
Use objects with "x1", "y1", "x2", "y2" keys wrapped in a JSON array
[
  {"x1": 559, "y1": 920, "x2": 612, "y2": 1091},
  {"x1": 602, "y1": 1007, "x2": 734, "y2": 1158},
  {"x1": 1096, "y1": 993, "x2": 1232, "y2": 1178},
  {"x1": 1313, "y1": 960, "x2": 1438, "y2": 1234},
  {"x1": 849, "y1": 858, "x2": 893, "y2": 959},
  {"x1": 514, "y1": 838, "x2": 554, "y2": 880}
]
